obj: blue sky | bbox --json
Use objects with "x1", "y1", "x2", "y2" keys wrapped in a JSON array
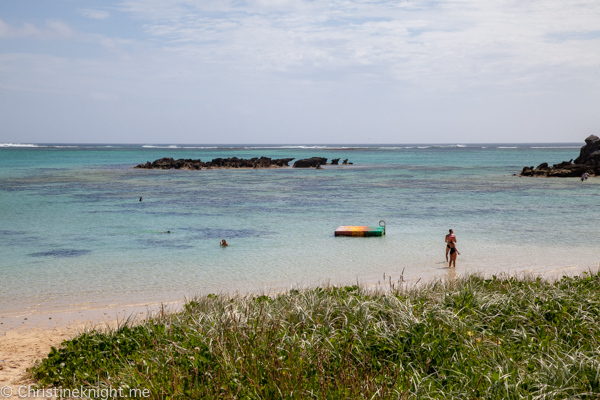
[{"x1": 1, "y1": 0, "x2": 599, "y2": 144}]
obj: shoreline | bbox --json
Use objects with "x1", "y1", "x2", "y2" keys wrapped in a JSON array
[
  {"x1": 2, "y1": 264, "x2": 597, "y2": 393},
  {"x1": 2, "y1": 260, "x2": 595, "y2": 331},
  {"x1": 3, "y1": 259, "x2": 595, "y2": 331}
]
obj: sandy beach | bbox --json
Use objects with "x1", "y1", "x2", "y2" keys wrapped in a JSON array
[
  {"x1": 0, "y1": 302, "x2": 181, "y2": 397},
  {"x1": 0, "y1": 327, "x2": 76, "y2": 397}
]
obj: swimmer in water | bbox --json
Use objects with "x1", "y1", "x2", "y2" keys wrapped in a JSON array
[
  {"x1": 139, "y1": 197, "x2": 143, "y2": 201},
  {"x1": 220, "y1": 239, "x2": 228, "y2": 247}
]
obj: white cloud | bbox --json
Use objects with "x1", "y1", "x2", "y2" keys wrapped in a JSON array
[
  {"x1": 45, "y1": 20, "x2": 74, "y2": 38},
  {"x1": 118, "y1": 0, "x2": 600, "y2": 90},
  {"x1": 0, "y1": 19, "x2": 42, "y2": 38},
  {"x1": 77, "y1": 9, "x2": 111, "y2": 20},
  {"x1": 0, "y1": 18, "x2": 73, "y2": 39}
]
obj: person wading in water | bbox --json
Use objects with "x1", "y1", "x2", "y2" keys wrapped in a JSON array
[
  {"x1": 448, "y1": 241, "x2": 460, "y2": 268},
  {"x1": 445, "y1": 229, "x2": 457, "y2": 261}
]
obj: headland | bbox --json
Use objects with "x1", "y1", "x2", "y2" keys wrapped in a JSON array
[{"x1": 520, "y1": 134, "x2": 600, "y2": 177}]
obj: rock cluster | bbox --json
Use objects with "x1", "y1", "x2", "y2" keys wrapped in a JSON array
[
  {"x1": 292, "y1": 157, "x2": 327, "y2": 168},
  {"x1": 135, "y1": 157, "x2": 295, "y2": 170},
  {"x1": 291, "y1": 157, "x2": 354, "y2": 168},
  {"x1": 135, "y1": 156, "x2": 353, "y2": 170},
  {"x1": 520, "y1": 135, "x2": 600, "y2": 177}
]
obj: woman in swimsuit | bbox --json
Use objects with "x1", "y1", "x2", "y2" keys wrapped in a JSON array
[
  {"x1": 448, "y1": 241, "x2": 460, "y2": 268},
  {"x1": 445, "y1": 229, "x2": 456, "y2": 261}
]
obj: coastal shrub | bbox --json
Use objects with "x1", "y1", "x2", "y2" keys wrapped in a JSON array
[{"x1": 32, "y1": 271, "x2": 600, "y2": 399}]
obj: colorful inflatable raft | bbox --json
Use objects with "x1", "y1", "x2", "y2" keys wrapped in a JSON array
[{"x1": 334, "y1": 221, "x2": 386, "y2": 237}]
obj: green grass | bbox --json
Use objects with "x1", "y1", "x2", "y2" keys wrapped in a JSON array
[{"x1": 32, "y1": 272, "x2": 600, "y2": 399}]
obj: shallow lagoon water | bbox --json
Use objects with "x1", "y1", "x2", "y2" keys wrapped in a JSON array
[{"x1": 1, "y1": 144, "x2": 599, "y2": 316}]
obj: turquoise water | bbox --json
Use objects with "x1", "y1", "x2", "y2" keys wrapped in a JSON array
[{"x1": 1, "y1": 144, "x2": 599, "y2": 316}]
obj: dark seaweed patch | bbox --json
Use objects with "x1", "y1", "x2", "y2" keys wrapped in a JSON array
[
  {"x1": 181, "y1": 228, "x2": 267, "y2": 239},
  {"x1": 0, "y1": 229, "x2": 26, "y2": 236},
  {"x1": 29, "y1": 249, "x2": 91, "y2": 258},
  {"x1": 143, "y1": 211, "x2": 199, "y2": 217},
  {"x1": 141, "y1": 239, "x2": 194, "y2": 249},
  {"x1": 1, "y1": 230, "x2": 42, "y2": 246}
]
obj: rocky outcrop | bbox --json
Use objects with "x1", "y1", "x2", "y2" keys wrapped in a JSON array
[
  {"x1": 292, "y1": 157, "x2": 328, "y2": 168},
  {"x1": 574, "y1": 135, "x2": 600, "y2": 165},
  {"x1": 135, "y1": 157, "x2": 295, "y2": 170},
  {"x1": 520, "y1": 163, "x2": 592, "y2": 178},
  {"x1": 136, "y1": 156, "x2": 353, "y2": 170},
  {"x1": 520, "y1": 135, "x2": 600, "y2": 177}
]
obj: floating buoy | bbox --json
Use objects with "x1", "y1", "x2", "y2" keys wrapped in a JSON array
[{"x1": 335, "y1": 220, "x2": 386, "y2": 237}]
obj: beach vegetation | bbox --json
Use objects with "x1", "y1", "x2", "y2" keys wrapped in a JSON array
[{"x1": 31, "y1": 271, "x2": 600, "y2": 399}]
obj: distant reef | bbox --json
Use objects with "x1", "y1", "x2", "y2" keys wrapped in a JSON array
[
  {"x1": 134, "y1": 157, "x2": 353, "y2": 170},
  {"x1": 520, "y1": 135, "x2": 600, "y2": 177}
]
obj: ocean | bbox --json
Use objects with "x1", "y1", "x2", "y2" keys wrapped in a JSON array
[{"x1": 1, "y1": 143, "x2": 599, "y2": 318}]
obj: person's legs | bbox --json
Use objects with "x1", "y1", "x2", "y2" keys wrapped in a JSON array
[
  {"x1": 450, "y1": 253, "x2": 456, "y2": 268},
  {"x1": 446, "y1": 246, "x2": 449, "y2": 261}
]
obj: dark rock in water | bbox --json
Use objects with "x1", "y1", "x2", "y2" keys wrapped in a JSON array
[
  {"x1": 273, "y1": 157, "x2": 295, "y2": 167},
  {"x1": 547, "y1": 164, "x2": 589, "y2": 178},
  {"x1": 552, "y1": 161, "x2": 572, "y2": 168},
  {"x1": 342, "y1": 159, "x2": 348, "y2": 165},
  {"x1": 520, "y1": 135, "x2": 600, "y2": 178},
  {"x1": 136, "y1": 156, "x2": 351, "y2": 170},
  {"x1": 293, "y1": 157, "x2": 328, "y2": 168},
  {"x1": 521, "y1": 166, "x2": 534, "y2": 176},
  {"x1": 135, "y1": 157, "x2": 295, "y2": 170},
  {"x1": 574, "y1": 135, "x2": 600, "y2": 165}
]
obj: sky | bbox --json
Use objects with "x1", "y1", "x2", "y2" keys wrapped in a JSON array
[{"x1": 0, "y1": 0, "x2": 599, "y2": 144}]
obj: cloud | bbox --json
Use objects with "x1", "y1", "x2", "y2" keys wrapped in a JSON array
[
  {"x1": 0, "y1": 19, "x2": 41, "y2": 38},
  {"x1": 77, "y1": 9, "x2": 111, "y2": 20},
  {"x1": 45, "y1": 20, "x2": 74, "y2": 38},
  {"x1": 118, "y1": 0, "x2": 600, "y2": 90},
  {"x1": 0, "y1": 18, "x2": 73, "y2": 39}
]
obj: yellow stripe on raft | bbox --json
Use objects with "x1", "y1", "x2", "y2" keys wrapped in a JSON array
[{"x1": 334, "y1": 226, "x2": 385, "y2": 237}]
